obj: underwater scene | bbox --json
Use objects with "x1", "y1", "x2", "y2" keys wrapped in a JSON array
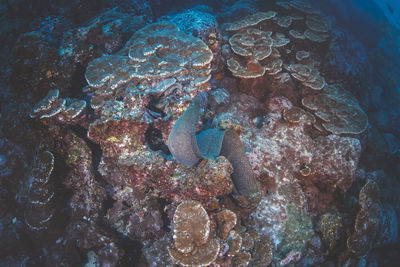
[{"x1": 0, "y1": 0, "x2": 400, "y2": 266}]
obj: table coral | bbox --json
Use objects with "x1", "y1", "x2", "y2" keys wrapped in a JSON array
[
  {"x1": 302, "y1": 84, "x2": 368, "y2": 134},
  {"x1": 30, "y1": 89, "x2": 88, "y2": 126},
  {"x1": 225, "y1": 11, "x2": 278, "y2": 32},
  {"x1": 225, "y1": 1, "x2": 332, "y2": 100},
  {"x1": 85, "y1": 21, "x2": 213, "y2": 120}
]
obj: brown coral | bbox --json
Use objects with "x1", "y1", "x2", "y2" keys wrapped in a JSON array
[
  {"x1": 229, "y1": 28, "x2": 273, "y2": 60},
  {"x1": 168, "y1": 200, "x2": 220, "y2": 266},
  {"x1": 172, "y1": 200, "x2": 211, "y2": 254},
  {"x1": 227, "y1": 57, "x2": 266, "y2": 79},
  {"x1": 30, "y1": 89, "x2": 87, "y2": 124},
  {"x1": 304, "y1": 29, "x2": 330, "y2": 43},
  {"x1": 225, "y1": 1, "x2": 332, "y2": 100},
  {"x1": 226, "y1": 11, "x2": 277, "y2": 32},
  {"x1": 85, "y1": 22, "x2": 213, "y2": 114},
  {"x1": 302, "y1": 85, "x2": 368, "y2": 134},
  {"x1": 215, "y1": 209, "x2": 237, "y2": 240},
  {"x1": 346, "y1": 180, "x2": 398, "y2": 257},
  {"x1": 283, "y1": 106, "x2": 315, "y2": 124},
  {"x1": 285, "y1": 63, "x2": 326, "y2": 90}
]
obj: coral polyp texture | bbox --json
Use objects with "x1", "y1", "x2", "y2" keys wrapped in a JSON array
[
  {"x1": 3, "y1": 0, "x2": 399, "y2": 266},
  {"x1": 346, "y1": 180, "x2": 398, "y2": 256},
  {"x1": 224, "y1": 1, "x2": 334, "y2": 99},
  {"x1": 85, "y1": 22, "x2": 213, "y2": 113},
  {"x1": 166, "y1": 201, "x2": 273, "y2": 266},
  {"x1": 302, "y1": 85, "x2": 368, "y2": 134},
  {"x1": 30, "y1": 89, "x2": 88, "y2": 125},
  {"x1": 168, "y1": 200, "x2": 219, "y2": 266}
]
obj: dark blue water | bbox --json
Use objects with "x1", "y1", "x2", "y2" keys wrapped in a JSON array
[{"x1": 0, "y1": 1, "x2": 399, "y2": 266}]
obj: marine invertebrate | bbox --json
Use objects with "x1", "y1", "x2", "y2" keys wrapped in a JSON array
[
  {"x1": 24, "y1": 150, "x2": 55, "y2": 230},
  {"x1": 224, "y1": 1, "x2": 333, "y2": 100},
  {"x1": 317, "y1": 212, "x2": 344, "y2": 250},
  {"x1": 312, "y1": 135, "x2": 361, "y2": 193},
  {"x1": 167, "y1": 202, "x2": 272, "y2": 266},
  {"x1": 225, "y1": 11, "x2": 278, "y2": 32},
  {"x1": 160, "y1": 8, "x2": 218, "y2": 41},
  {"x1": 30, "y1": 89, "x2": 87, "y2": 124},
  {"x1": 302, "y1": 84, "x2": 368, "y2": 134},
  {"x1": 215, "y1": 209, "x2": 237, "y2": 240},
  {"x1": 285, "y1": 63, "x2": 326, "y2": 90},
  {"x1": 346, "y1": 180, "x2": 398, "y2": 257},
  {"x1": 85, "y1": 22, "x2": 213, "y2": 114},
  {"x1": 168, "y1": 200, "x2": 220, "y2": 266},
  {"x1": 60, "y1": 8, "x2": 147, "y2": 61},
  {"x1": 167, "y1": 95, "x2": 261, "y2": 206},
  {"x1": 283, "y1": 106, "x2": 315, "y2": 124}
]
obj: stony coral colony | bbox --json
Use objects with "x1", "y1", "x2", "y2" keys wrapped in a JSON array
[{"x1": 2, "y1": 0, "x2": 399, "y2": 266}]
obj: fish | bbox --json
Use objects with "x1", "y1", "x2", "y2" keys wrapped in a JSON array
[
  {"x1": 167, "y1": 97, "x2": 203, "y2": 167},
  {"x1": 168, "y1": 95, "x2": 261, "y2": 206}
]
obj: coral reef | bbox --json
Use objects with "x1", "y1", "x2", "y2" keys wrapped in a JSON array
[
  {"x1": 224, "y1": 1, "x2": 333, "y2": 100},
  {"x1": 345, "y1": 180, "x2": 398, "y2": 258},
  {"x1": 24, "y1": 150, "x2": 55, "y2": 230},
  {"x1": 168, "y1": 95, "x2": 261, "y2": 207},
  {"x1": 29, "y1": 89, "x2": 88, "y2": 126},
  {"x1": 105, "y1": 187, "x2": 164, "y2": 242},
  {"x1": 60, "y1": 8, "x2": 147, "y2": 61},
  {"x1": 11, "y1": 31, "x2": 75, "y2": 100},
  {"x1": 1, "y1": 0, "x2": 399, "y2": 266},
  {"x1": 166, "y1": 201, "x2": 273, "y2": 266},
  {"x1": 302, "y1": 84, "x2": 368, "y2": 135},
  {"x1": 168, "y1": 200, "x2": 219, "y2": 266}
]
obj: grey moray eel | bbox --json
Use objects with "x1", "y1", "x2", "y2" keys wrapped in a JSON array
[
  {"x1": 167, "y1": 97, "x2": 203, "y2": 167},
  {"x1": 167, "y1": 94, "x2": 261, "y2": 205}
]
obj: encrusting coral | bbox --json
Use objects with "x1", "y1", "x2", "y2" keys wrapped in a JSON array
[
  {"x1": 345, "y1": 180, "x2": 398, "y2": 258},
  {"x1": 24, "y1": 150, "x2": 55, "y2": 230}
]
